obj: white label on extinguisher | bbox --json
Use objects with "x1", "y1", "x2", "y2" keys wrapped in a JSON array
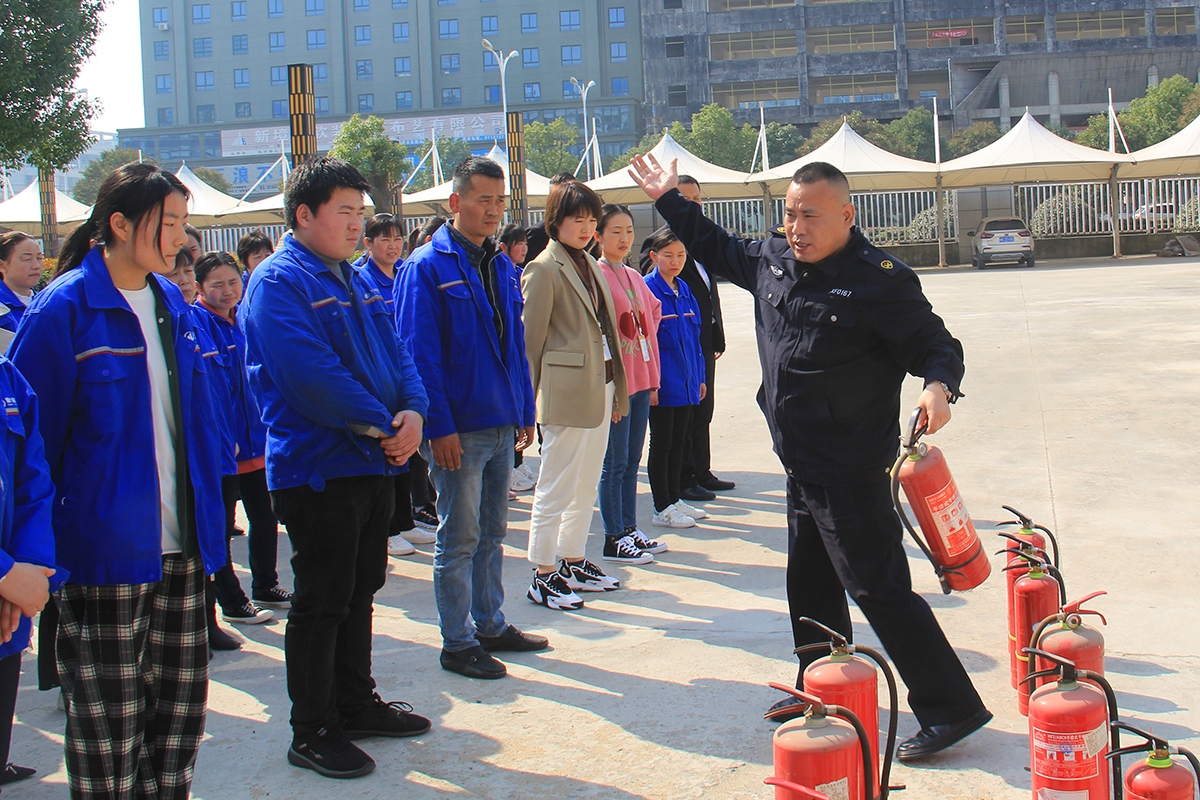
[
  {"x1": 1038, "y1": 789, "x2": 1089, "y2": 800},
  {"x1": 815, "y1": 777, "x2": 849, "y2": 800},
  {"x1": 1031, "y1": 722, "x2": 1108, "y2": 780},
  {"x1": 924, "y1": 480, "x2": 973, "y2": 558}
]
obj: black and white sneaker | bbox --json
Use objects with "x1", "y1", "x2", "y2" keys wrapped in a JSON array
[
  {"x1": 629, "y1": 528, "x2": 668, "y2": 554},
  {"x1": 527, "y1": 570, "x2": 585, "y2": 610},
  {"x1": 412, "y1": 508, "x2": 439, "y2": 531},
  {"x1": 252, "y1": 586, "x2": 293, "y2": 609},
  {"x1": 288, "y1": 727, "x2": 375, "y2": 779},
  {"x1": 560, "y1": 558, "x2": 620, "y2": 592},
  {"x1": 602, "y1": 534, "x2": 654, "y2": 564},
  {"x1": 221, "y1": 601, "x2": 274, "y2": 625}
]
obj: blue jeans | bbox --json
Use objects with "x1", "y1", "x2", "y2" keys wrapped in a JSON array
[
  {"x1": 599, "y1": 389, "x2": 651, "y2": 537},
  {"x1": 425, "y1": 426, "x2": 513, "y2": 653}
]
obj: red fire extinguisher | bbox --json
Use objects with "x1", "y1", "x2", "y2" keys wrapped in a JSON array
[
  {"x1": 788, "y1": 617, "x2": 899, "y2": 793},
  {"x1": 765, "y1": 686, "x2": 873, "y2": 800},
  {"x1": 1107, "y1": 721, "x2": 1200, "y2": 800},
  {"x1": 996, "y1": 506, "x2": 1060, "y2": 690},
  {"x1": 891, "y1": 409, "x2": 990, "y2": 594},
  {"x1": 1009, "y1": 553, "x2": 1066, "y2": 716},
  {"x1": 1031, "y1": 591, "x2": 1107, "y2": 692},
  {"x1": 1023, "y1": 648, "x2": 1122, "y2": 800}
]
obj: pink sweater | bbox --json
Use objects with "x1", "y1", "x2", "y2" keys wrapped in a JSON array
[{"x1": 599, "y1": 257, "x2": 661, "y2": 395}]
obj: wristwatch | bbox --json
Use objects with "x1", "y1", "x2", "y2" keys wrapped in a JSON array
[{"x1": 927, "y1": 380, "x2": 955, "y2": 404}]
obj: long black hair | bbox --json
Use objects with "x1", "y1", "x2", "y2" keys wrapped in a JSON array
[{"x1": 58, "y1": 163, "x2": 190, "y2": 276}]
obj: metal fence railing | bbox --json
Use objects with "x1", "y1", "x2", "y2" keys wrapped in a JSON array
[
  {"x1": 1014, "y1": 177, "x2": 1200, "y2": 238},
  {"x1": 202, "y1": 224, "x2": 288, "y2": 255}
]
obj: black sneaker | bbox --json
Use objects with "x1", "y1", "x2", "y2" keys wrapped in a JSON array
[
  {"x1": 412, "y1": 508, "x2": 439, "y2": 531},
  {"x1": 208, "y1": 624, "x2": 242, "y2": 651},
  {"x1": 629, "y1": 528, "x2": 668, "y2": 554},
  {"x1": 680, "y1": 484, "x2": 717, "y2": 501},
  {"x1": 341, "y1": 692, "x2": 431, "y2": 740},
  {"x1": 527, "y1": 570, "x2": 585, "y2": 610},
  {"x1": 288, "y1": 727, "x2": 375, "y2": 779},
  {"x1": 221, "y1": 601, "x2": 273, "y2": 625},
  {"x1": 699, "y1": 474, "x2": 737, "y2": 491},
  {"x1": 440, "y1": 645, "x2": 507, "y2": 679},
  {"x1": 252, "y1": 586, "x2": 293, "y2": 609},
  {"x1": 602, "y1": 534, "x2": 654, "y2": 564},
  {"x1": 560, "y1": 558, "x2": 620, "y2": 592},
  {"x1": 477, "y1": 624, "x2": 549, "y2": 653}
]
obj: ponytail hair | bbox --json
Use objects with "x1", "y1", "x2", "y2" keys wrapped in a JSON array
[{"x1": 58, "y1": 163, "x2": 190, "y2": 276}]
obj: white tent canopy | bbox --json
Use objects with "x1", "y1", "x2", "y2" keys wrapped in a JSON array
[
  {"x1": 586, "y1": 131, "x2": 752, "y2": 203},
  {"x1": 747, "y1": 120, "x2": 941, "y2": 193},
  {"x1": 0, "y1": 182, "x2": 91, "y2": 238},
  {"x1": 171, "y1": 164, "x2": 245, "y2": 226},
  {"x1": 1119, "y1": 111, "x2": 1200, "y2": 178},
  {"x1": 939, "y1": 111, "x2": 1133, "y2": 187},
  {"x1": 401, "y1": 144, "x2": 552, "y2": 215}
]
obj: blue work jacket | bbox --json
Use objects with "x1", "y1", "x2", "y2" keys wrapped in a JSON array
[
  {"x1": 356, "y1": 258, "x2": 397, "y2": 318},
  {"x1": 191, "y1": 301, "x2": 267, "y2": 469},
  {"x1": 0, "y1": 282, "x2": 31, "y2": 334},
  {"x1": 645, "y1": 270, "x2": 705, "y2": 408},
  {"x1": 8, "y1": 247, "x2": 226, "y2": 585},
  {"x1": 394, "y1": 223, "x2": 535, "y2": 441},
  {"x1": 242, "y1": 234, "x2": 429, "y2": 491},
  {"x1": 0, "y1": 356, "x2": 67, "y2": 658}
]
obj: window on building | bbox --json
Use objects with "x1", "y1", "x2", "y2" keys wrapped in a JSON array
[
  {"x1": 709, "y1": 0, "x2": 792, "y2": 8},
  {"x1": 235, "y1": 101, "x2": 251, "y2": 117},
  {"x1": 196, "y1": 104, "x2": 216, "y2": 123},
  {"x1": 1056, "y1": 10, "x2": 1145, "y2": 40},
  {"x1": 307, "y1": 29, "x2": 326, "y2": 49},
  {"x1": 609, "y1": 7, "x2": 625, "y2": 27},
  {"x1": 354, "y1": 0, "x2": 369, "y2": 9},
  {"x1": 439, "y1": 19, "x2": 459, "y2": 39},
  {"x1": 664, "y1": 0, "x2": 682, "y2": 8},
  {"x1": 1157, "y1": 7, "x2": 1197, "y2": 35},
  {"x1": 524, "y1": 82, "x2": 541, "y2": 101},
  {"x1": 357, "y1": 59, "x2": 373, "y2": 79},
  {"x1": 438, "y1": 0, "x2": 456, "y2": 4},
  {"x1": 485, "y1": 85, "x2": 501, "y2": 104},
  {"x1": 231, "y1": 1, "x2": 246, "y2": 19},
  {"x1": 192, "y1": 4, "x2": 211, "y2": 23},
  {"x1": 271, "y1": 65, "x2": 287, "y2": 85},
  {"x1": 154, "y1": 41, "x2": 170, "y2": 60},
  {"x1": 905, "y1": 18, "x2": 994, "y2": 48},
  {"x1": 393, "y1": 0, "x2": 407, "y2": 5},
  {"x1": 612, "y1": 76, "x2": 629, "y2": 96},
  {"x1": 484, "y1": 50, "x2": 498, "y2": 70},
  {"x1": 355, "y1": 25, "x2": 371, "y2": 45},
  {"x1": 907, "y1": 70, "x2": 950, "y2": 102},
  {"x1": 396, "y1": 91, "x2": 413, "y2": 108},
  {"x1": 306, "y1": 0, "x2": 324, "y2": 14},
  {"x1": 153, "y1": 7, "x2": 168, "y2": 25},
  {"x1": 561, "y1": 10, "x2": 580, "y2": 30},
  {"x1": 443, "y1": 87, "x2": 463, "y2": 106},
  {"x1": 562, "y1": 45, "x2": 582, "y2": 65},
  {"x1": 710, "y1": 30, "x2": 797, "y2": 60},
  {"x1": 712, "y1": 79, "x2": 800, "y2": 109},
  {"x1": 665, "y1": 37, "x2": 685, "y2": 57},
  {"x1": 667, "y1": 84, "x2": 688, "y2": 106},
  {"x1": 394, "y1": 56, "x2": 411, "y2": 76},
  {"x1": 393, "y1": 22, "x2": 409, "y2": 41},
  {"x1": 523, "y1": 48, "x2": 539, "y2": 67},
  {"x1": 234, "y1": 68, "x2": 249, "y2": 88},
  {"x1": 521, "y1": 13, "x2": 537, "y2": 33},
  {"x1": 809, "y1": 73, "x2": 897, "y2": 104},
  {"x1": 1004, "y1": 14, "x2": 1046, "y2": 42},
  {"x1": 157, "y1": 107, "x2": 174, "y2": 126},
  {"x1": 564, "y1": 80, "x2": 580, "y2": 98},
  {"x1": 273, "y1": 99, "x2": 288, "y2": 118},
  {"x1": 611, "y1": 42, "x2": 627, "y2": 62},
  {"x1": 806, "y1": 24, "x2": 896, "y2": 54},
  {"x1": 482, "y1": 16, "x2": 498, "y2": 35},
  {"x1": 195, "y1": 71, "x2": 215, "y2": 91},
  {"x1": 314, "y1": 62, "x2": 328, "y2": 81},
  {"x1": 316, "y1": 96, "x2": 330, "y2": 114},
  {"x1": 269, "y1": 32, "x2": 285, "y2": 51},
  {"x1": 358, "y1": 93, "x2": 374, "y2": 112},
  {"x1": 441, "y1": 54, "x2": 460, "y2": 73},
  {"x1": 232, "y1": 34, "x2": 248, "y2": 54},
  {"x1": 267, "y1": 0, "x2": 282, "y2": 17},
  {"x1": 156, "y1": 74, "x2": 172, "y2": 94}
]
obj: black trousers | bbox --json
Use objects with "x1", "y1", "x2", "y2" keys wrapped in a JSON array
[
  {"x1": 0, "y1": 652, "x2": 20, "y2": 767},
  {"x1": 786, "y1": 471, "x2": 985, "y2": 728},
  {"x1": 648, "y1": 404, "x2": 694, "y2": 512},
  {"x1": 681, "y1": 352, "x2": 717, "y2": 486},
  {"x1": 272, "y1": 475, "x2": 392, "y2": 737},
  {"x1": 238, "y1": 468, "x2": 281, "y2": 594}
]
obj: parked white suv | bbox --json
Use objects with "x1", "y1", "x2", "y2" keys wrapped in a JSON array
[{"x1": 968, "y1": 218, "x2": 1035, "y2": 269}]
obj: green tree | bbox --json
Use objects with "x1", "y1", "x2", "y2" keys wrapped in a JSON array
[
  {"x1": 946, "y1": 121, "x2": 1001, "y2": 158},
  {"x1": 524, "y1": 117, "x2": 581, "y2": 177},
  {"x1": 1076, "y1": 74, "x2": 1200, "y2": 151},
  {"x1": 0, "y1": 1, "x2": 103, "y2": 171},
  {"x1": 763, "y1": 122, "x2": 804, "y2": 167},
  {"x1": 404, "y1": 134, "x2": 475, "y2": 192},
  {"x1": 328, "y1": 115, "x2": 409, "y2": 214},
  {"x1": 72, "y1": 148, "x2": 153, "y2": 204},
  {"x1": 797, "y1": 111, "x2": 893, "y2": 156},
  {"x1": 193, "y1": 166, "x2": 232, "y2": 196},
  {"x1": 1042, "y1": 121, "x2": 1076, "y2": 142},
  {"x1": 668, "y1": 104, "x2": 758, "y2": 170},
  {"x1": 610, "y1": 130, "x2": 662, "y2": 172},
  {"x1": 885, "y1": 107, "x2": 937, "y2": 161}
]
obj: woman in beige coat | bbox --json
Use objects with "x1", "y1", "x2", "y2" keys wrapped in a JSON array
[{"x1": 521, "y1": 182, "x2": 629, "y2": 610}]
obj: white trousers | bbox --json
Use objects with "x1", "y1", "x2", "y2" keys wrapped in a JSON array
[{"x1": 527, "y1": 382, "x2": 615, "y2": 566}]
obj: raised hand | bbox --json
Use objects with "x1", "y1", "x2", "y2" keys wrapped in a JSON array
[{"x1": 627, "y1": 153, "x2": 679, "y2": 201}]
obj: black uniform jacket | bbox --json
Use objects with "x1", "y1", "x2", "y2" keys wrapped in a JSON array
[
  {"x1": 655, "y1": 189, "x2": 964, "y2": 485},
  {"x1": 638, "y1": 226, "x2": 726, "y2": 355}
]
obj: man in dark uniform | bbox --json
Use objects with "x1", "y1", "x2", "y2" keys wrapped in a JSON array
[
  {"x1": 628, "y1": 154, "x2": 991, "y2": 761},
  {"x1": 637, "y1": 175, "x2": 734, "y2": 501}
]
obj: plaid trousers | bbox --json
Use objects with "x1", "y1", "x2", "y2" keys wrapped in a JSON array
[{"x1": 58, "y1": 556, "x2": 209, "y2": 800}]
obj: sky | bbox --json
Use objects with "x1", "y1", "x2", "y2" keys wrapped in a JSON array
[{"x1": 77, "y1": 0, "x2": 145, "y2": 132}]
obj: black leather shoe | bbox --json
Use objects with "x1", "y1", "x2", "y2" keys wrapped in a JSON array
[
  {"x1": 896, "y1": 708, "x2": 992, "y2": 761},
  {"x1": 699, "y1": 475, "x2": 736, "y2": 491},
  {"x1": 440, "y1": 645, "x2": 507, "y2": 679},
  {"x1": 477, "y1": 625, "x2": 549, "y2": 653},
  {"x1": 209, "y1": 625, "x2": 242, "y2": 651},
  {"x1": 680, "y1": 484, "x2": 716, "y2": 502},
  {"x1": 764, "y1": 695, "x2": 809, "y2": 724},
  {"x1": 0, "y1": 763, "x2": 36, "y2": 785}
]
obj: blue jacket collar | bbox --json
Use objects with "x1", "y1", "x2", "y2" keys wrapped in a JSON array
[
  {"x1": 362, "y1": 257, "x2": 395, "y2": 288},
  {"x1": 0, "y1": 279, "x2": 27, "y2": 308},
  {"x1": 647, "y1": 268, "x2": 684, "y2": 299},
  {"x1": 81, "y1": 247, "x2": 134, "y2": 310},
  {"x1": 281, "y1": 233, "x2": 352, "y2": 282}
]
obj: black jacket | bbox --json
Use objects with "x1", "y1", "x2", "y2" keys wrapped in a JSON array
[
  {"x1": 654, "y1": 189, "x2": 964, "y2": 485},
  {"x1": 639, "y1": 225, "x2": 725, "y2": 355}
]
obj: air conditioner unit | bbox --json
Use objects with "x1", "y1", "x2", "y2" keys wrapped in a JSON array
[{"x1": 155, "y1": 22, "x2": 169, "y2": 31}]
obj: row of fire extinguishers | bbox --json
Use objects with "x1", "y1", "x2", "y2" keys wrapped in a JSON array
[{"x1": 762, "y1": 410, "x2": 1200, "y2": 800}]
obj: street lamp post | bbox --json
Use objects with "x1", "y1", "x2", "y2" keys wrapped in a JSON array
[
  {"x1": 569, "y1": 77, "x2": 596, "y2": 179},
  {"x1": 482, "y1": 38, "x2": 519, "y2": 152}
]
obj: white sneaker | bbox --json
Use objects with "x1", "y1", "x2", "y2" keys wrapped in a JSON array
[
  {"x1": 652, "y1": 507, "x2": 696, "y2": 528},
  {"x1": 400, "y1": 527, "x2": 435, "y2": 545},
  {"x1": 510, "y1": 468, "x2": 536, "y2": 492},
  {"x1": 387, "y1": 534, "x2": 416, "y2": 556},
  {"x1": 518, "y1": 463, "x2": 539, "y2": 485},
  {"x1": 673, "y1": 500, "x2": 707, "y2": 520},
  {"x1": 559, "y1": 559, "x2": 620, "y2": 592}
]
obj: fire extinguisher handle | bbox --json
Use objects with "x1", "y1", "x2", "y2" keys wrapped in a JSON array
[
  {"x1": 796, "y1": 617, "x2": 849, "y2": 650},
  {"x1": 763, "y1": 777, "x2": 831, "y2": 800},
  {"x1": 1062, "y1": 591, "x2": 1107, "y2": 624},
  {"x1": 901, "y1": 408, "x2": 928, "y2": 449},
  {"x1": 1000, "y1": 505, "x2": 1035, "y2": 527},
  {"x1": 766, "y1": 683, "x2": 823, "y2": 709},
  {"x1": 1108, "y1": 720, "x2": 1169, "y2": 754}
]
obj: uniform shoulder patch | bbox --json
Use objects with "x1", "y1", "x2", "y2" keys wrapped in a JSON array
[
  {"x1": 771, "y1": 224, "x2": 787, "y2": 237},
  {"x1": 859, "y1": 245, "x2": 910, "y2": 275}
]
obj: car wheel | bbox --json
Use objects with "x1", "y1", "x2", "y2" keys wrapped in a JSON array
[
  {"x1": 975, "y1": 254, "x2": 986, "y2": 270},
  {"x1": 1025, "y1": 255, "x2": 1035, "y2": 268}
]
